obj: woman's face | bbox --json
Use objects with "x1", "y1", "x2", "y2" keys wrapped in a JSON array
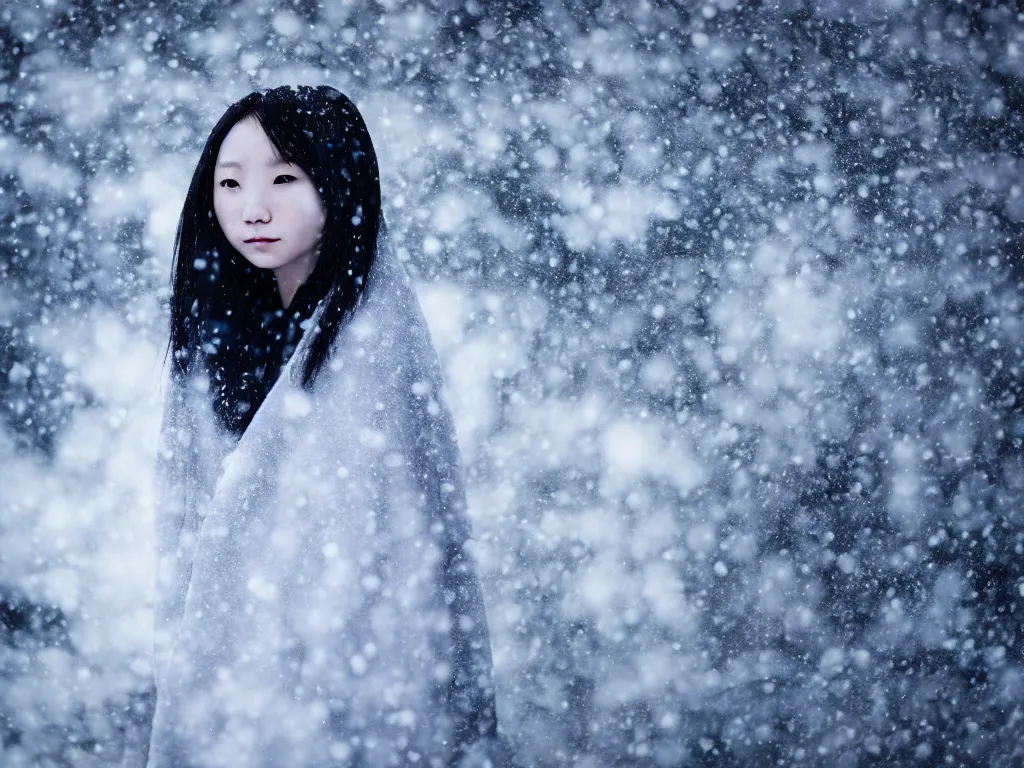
[{"x1": 213, "y1": 116, "x2": 326, "y2": 303}]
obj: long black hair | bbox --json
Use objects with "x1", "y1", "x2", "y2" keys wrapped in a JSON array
[{"x1": 166, "y1": 85, "x2": 381, "y2": 433}]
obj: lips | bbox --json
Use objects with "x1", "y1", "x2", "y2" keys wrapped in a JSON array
[{"x1": 245, "y1": 237, "x2": 280, "y2": 243}]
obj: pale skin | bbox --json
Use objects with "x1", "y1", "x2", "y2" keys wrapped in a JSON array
[{"x1": 212, "y1": 116, "x2": 327, "y2": 309}]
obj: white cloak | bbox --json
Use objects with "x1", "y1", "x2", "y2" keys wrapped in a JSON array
[{"x1": 146, "y1": 227, "x2": 500, "y2": 767}]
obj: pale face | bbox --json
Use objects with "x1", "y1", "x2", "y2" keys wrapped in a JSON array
[{"x1": 213, "y1": 116, "x2": 327, "y2": 308}]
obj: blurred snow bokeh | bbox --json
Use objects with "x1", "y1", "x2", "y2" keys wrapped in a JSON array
[{"x1": 2, "y1": 1, "x2": 1024, "y2": 765}]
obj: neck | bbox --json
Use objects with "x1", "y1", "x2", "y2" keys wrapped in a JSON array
[{"x1": 274, "y1": 252, "x2": 318, "y2": 309}]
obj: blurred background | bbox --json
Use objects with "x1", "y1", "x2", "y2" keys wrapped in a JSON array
[{"x1": 2, "y1": 0, "x2": 1023, "y2": 765}]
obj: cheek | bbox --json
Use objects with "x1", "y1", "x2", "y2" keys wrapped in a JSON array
[
  {"x1": 305, "y1": 196, "x2": 327, "y2": 239},
  {"x1": 212, "y1": 193, "x2": 232, "y2": 234}
]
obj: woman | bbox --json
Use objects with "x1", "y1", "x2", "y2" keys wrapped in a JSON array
[{"x1": 148, "y1": 85, "x2": 501, "y2": 767}]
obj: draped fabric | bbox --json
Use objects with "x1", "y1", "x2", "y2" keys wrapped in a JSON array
[{"x1": 147, "y1": 226, "x2": 501, "y2": 767}]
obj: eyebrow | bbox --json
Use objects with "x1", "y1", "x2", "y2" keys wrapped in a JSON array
[{"x1": 216, "y1": 158, "x2": 291, "y2": 169}]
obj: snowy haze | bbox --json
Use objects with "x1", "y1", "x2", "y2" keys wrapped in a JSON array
[{"x1": 2, "y1": 0, "x2": 1024, "y2": 766}]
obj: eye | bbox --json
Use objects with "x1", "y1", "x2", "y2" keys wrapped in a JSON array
[
  {"x1": 219, "y1": 179, "x2": 239, "y2": 189},
  {"x1": 274, "y1": 174, "x2": 296, "y2": 184}
]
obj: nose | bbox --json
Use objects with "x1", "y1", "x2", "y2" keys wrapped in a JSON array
[{"x1": 242, "y1": 191, "x2": 271, "y2": 225}]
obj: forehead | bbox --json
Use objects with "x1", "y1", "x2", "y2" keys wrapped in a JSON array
[{"x1": 215, "y1": 116, "x2": 287, "y2": 167}]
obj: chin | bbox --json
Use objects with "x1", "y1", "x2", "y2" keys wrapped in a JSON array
[
  {"x1": 237, "y1": 251, "x2": 286, "y2": 270},
  {"x1": 238, "y1": 257, "x2": 274, "y2": 270}
]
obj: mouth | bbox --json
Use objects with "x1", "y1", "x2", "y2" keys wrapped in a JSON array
[{"x1": 245, "y1": 237, "x2": 280, "y2": 243}]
